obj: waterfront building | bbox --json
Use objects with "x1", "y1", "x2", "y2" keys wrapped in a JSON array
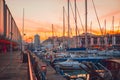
[{"x1": 34, "y1": 34, "x2": 40, "y2": 50}]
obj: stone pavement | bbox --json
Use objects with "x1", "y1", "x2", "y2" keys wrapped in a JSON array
[
  {"x1": 0, "y1": 51, "x2": 28, "y2": 80},
  {"x1": 31, "y1": 52, "x2": 66, "y2": 80}
]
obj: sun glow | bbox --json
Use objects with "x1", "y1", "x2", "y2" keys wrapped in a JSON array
[{"x1": 5, "y1": 0, "x2": 120, "y2": 42}]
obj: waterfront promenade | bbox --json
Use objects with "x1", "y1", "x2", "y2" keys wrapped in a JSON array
[
  {"x1": 0, "y1": 51, "x2": 28, "y2": 80},
  {"x1": 30, "y1": 52, "x2": 66, "y2": 80}
]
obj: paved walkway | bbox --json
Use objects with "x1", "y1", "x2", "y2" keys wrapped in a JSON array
[
  {"x1": 46, "y1": 65, "x2": 66, "y2": 80},
  {"x1": 31, "y1": 52, "x2": 66, "y2": 80},
  {"x1": 0, "y1": 51, "x2": 28, "y2": 80}
]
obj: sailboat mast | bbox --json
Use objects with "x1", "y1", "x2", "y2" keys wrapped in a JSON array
[
  {"x1": 90, "y1": 21, "x2": 92, "y2": 47},
  {"x1": 104, "y1": 19, "x2": 106, "y2": 35},
  {"x1": 112, "y1": 16, "x2": 115, "y2": 46},
  {"x1": 85, "y1": 0, "x2": 88, "y2": 49},
  {"x1": 52, "y1": 24, "x2": 54, "y2": 49},
  {"x1": 68, "y1": 0, "x2": 70, "y2": 48},
  {"x1": 75, "y1": 0, "x2": 78, "y2": 48},
  {"x1": 52, "y1": 24, "x2": 54, "y2": 37},
  {"x1": 104, "y1": 19, "x2": 108, "y2": 48},
  {"x1": 112, "y1": 16, "x2": 114, "y2": 34},
  {"x1": 63, "y1": 6, "x2": 65, "y2": 50},
  {"x1": 63, "y1": 6, "x2": 65, "y2": 37}
]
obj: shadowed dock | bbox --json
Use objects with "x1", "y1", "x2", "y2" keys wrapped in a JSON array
[{"x1": 0, "y1": 51, "x2": 28, "y2": 80}]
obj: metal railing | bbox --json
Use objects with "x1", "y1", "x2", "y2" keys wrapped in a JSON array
[
  {"x1": 29, "y1": 51, "x2": 47, "y2": 80},
  {"x1": 27, "y1": 51, "x2": 37, "y2": 80}
]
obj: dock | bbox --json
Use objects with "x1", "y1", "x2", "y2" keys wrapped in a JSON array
[
  {"x1": 0, "y1": 51, "x2": 28, "y2": 80},
  {"x1": 30, "y1": 51, "x2": 66, "y2": 80},
  {"x1": 46, "y1": 65, "x2": 66, "y2": 80},
  {"x1": 0, "y1": 51, "x2": 66, "y2": 80}
]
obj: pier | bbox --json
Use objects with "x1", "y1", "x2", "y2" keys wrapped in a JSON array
[
  {"x1": 0, "y1": 51, "x2": 28, "y2": 80},
  {"x1": 0, "y1": 50, "x2": 66, "y2": 80}
]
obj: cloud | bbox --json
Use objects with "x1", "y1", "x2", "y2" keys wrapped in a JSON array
[
  {"x1": 100, "y1": 10, "x2": 120, "y2": 19},
  {"x1": 15, "y1": 18, "x2": 64, "y2": 40}
]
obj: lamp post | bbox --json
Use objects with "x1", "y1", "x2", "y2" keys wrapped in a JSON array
[{"x1": 21, "y1": 8, "x2": 25, "y2": 52}]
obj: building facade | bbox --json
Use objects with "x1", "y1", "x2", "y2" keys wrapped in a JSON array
[{"x1": 34, "y1": 34, "x2": 40, "y2": 50}]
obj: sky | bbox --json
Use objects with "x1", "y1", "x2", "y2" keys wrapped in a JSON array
[{"x1": 5, "y1": 0, "x2": 120, "y2": 42}]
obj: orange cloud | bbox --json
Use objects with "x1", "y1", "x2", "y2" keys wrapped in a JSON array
[
  {"x1": 15, "y1": 16, "x2": 120, "y2": 42},
  {"x1": 16, "y1": 18, "x2": 64, "y2": 41}
]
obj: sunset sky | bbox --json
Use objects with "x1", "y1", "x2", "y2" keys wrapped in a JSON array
[{"x1": 5, "y1": 0, "x2": 120, "y2": 42}]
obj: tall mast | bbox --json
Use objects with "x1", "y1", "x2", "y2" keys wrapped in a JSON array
[
  {"x1": 63, "y1": 6, "x2": 65, "y2": 37},
  {"x1": 75, "y1": 0, "x2": 78, "y2": 48},
  {"x1": 112, "y1": 16, "x2": 115, "y2": 45},
  {"x1": 104, "y1": 19, "x2": 106, "y2": 35},
  {"x1": 90, "y1": 21, "x2": 92, "y2": 48},
  {"x1": 104, "y1": 19, "x2": 108, "y2": 48},
  {"x1": 63, "y1": 6, "x2": 65, "y2": 50},
  {"x1": 68, "y1": 0, "x2": 70, "y2": 48},
  {"x1": 85, "y1": 0, "x2": 88, "y2": 49},
  {"x1": 112, "y1": 16, "x2": 114, "y2": 34},
  {"x1": 90, "y1": 21, "x2": 92, "y2": 34},
  {"x1": 52, "y1": 24, "x2": 54, "y2": 37},
  {"x1": 52, "y1": 24, "x2": 54, "y2": 49}
]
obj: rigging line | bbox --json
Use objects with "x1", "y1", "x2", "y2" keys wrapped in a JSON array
[
  {"x1": 70, "y1": 28, "x2": 73, "y2": 37},
  {"x1": 92, "y1": 0, "x2": 103, "y2": 36},
  {"x1": 69, "y1": 1, "x2": 75, "y2": 23},
  {"x1": 70, "y1": 1, "x2": 79, "y2": 35},
  {"x1": 104, "y1": 19, "x2": 106, "y2": 35},
  {"x1": 63, "y1": 4, "x2": 69, "y2": 36},
  {"x1": 56, "y1": 0, "x2": 62, "y2": 5},
  {"x1": 76, "y1": 5, "x2": 85, "y2": 33},
  {"x1": 64, "y1": 7, "x2": 69, "y2": 28}
]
